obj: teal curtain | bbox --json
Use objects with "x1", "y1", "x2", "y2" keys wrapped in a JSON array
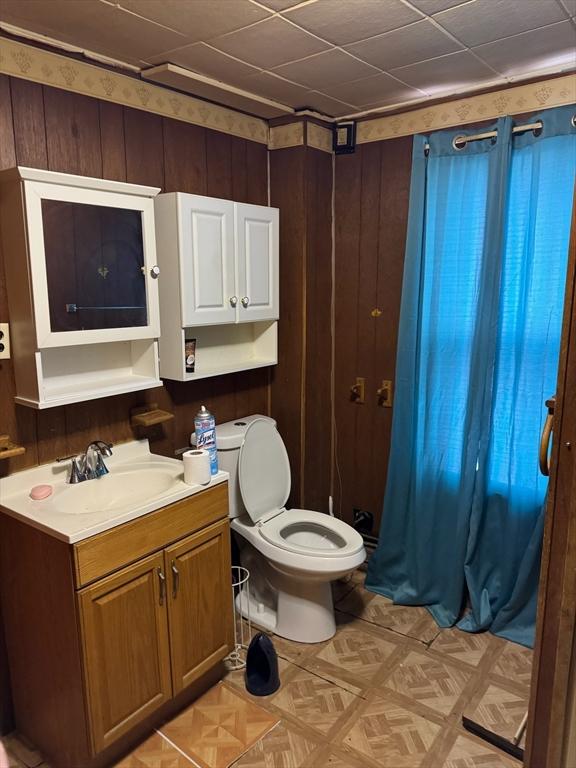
[{"x1": 366, "y1": 105, "x2": 576, "y2": 646}]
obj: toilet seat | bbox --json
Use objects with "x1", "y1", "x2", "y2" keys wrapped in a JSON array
[
  {"x1": 238, "y1": 419, "x2": 363, "y2": 560},
  {"x1": 259, "y1": 509, "x2": 364, "y2": 558}
]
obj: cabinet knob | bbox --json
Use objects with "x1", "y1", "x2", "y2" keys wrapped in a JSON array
[
  {"x1": 241, "y1": 296, "x2": 250, "y2": 308},
  {"x1": 150, "y1": 265, "x2": 160, "y2": 279},
  {"x1": 230, "y1": 296, "x2": 238, "y2": 307}
]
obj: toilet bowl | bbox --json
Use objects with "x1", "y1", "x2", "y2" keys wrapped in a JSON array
[{"x1": 217, "y1": 416, "x2": 365, "y2": 643}]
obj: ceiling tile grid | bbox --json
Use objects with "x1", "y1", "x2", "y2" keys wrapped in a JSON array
[{"x1": 0, "y1": 0, "x2": 574, "y2": 117}]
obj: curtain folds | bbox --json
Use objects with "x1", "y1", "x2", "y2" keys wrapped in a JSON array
[{"x1": 366, "y1": 105, "x2": 576, "y2": 647}]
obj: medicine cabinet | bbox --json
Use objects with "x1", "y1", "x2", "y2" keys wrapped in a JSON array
[{"x1": 0, "y1": 167, "x2": 163, "y2": 408}]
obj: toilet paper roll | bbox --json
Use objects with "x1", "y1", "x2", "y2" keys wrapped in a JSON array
[{"x1": 182, "y1": 449, "x2": 211, "y2": 486}]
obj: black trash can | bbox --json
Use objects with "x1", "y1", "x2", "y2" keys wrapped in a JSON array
[{"x1": 245, "y1": 632, "x2": 280, "y2": 696}]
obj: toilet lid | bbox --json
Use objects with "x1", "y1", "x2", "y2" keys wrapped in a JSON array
[{"x1": 238, "y1": 418, "x2": 291, "y2": 524}]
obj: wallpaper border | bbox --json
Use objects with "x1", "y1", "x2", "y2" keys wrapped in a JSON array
[
  {"x1": 0, "y1": 37, "x2": 269, "y2": 145},
  {"x1": 1, "y1": 38, "x2": 574, "y2": 151},
  {"x1": 357, "y1": 74, "x2": 576, "y2": 144}
]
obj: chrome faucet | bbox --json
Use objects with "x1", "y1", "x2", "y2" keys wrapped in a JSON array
[{"x1": 57, "y1": 441, "x2": 113, "y2": 484}]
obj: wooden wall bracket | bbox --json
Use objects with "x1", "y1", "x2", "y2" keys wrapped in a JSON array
[
  {"x1": 0, "y1": 435, "x2": 25, "y2": 460},
  {"x1": 130, "y1": 403, "x2": 174, "y2": 428}
]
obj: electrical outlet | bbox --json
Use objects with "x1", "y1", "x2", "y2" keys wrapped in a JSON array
[{"x1": 0, "y1": 323, "x2": 10, "y2": 359}]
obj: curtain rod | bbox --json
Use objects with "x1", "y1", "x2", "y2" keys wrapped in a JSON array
[{"x1": 424, "y1": 120, "x2": 543, "y2": 152}]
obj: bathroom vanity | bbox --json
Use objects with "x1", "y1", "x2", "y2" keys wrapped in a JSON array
[{"x1": 0, "y1": 442, "x2": 233, "y2": 767}]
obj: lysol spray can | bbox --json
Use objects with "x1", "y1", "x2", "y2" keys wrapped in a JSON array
[{"x1": 194, "y1": 405, "x2": 218, "y2": 476}]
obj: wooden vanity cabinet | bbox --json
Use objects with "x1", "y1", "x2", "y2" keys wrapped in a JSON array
[
  {"x1": 78, "y1": 551, "x2": 172, "y2": 753},
  {"x1": 0, "y1": 483, "x2": 233, "y2": 767}
]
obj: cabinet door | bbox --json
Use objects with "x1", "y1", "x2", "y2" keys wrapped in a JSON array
[
  {"x1": 78, "y1": 552, "x2": 172, "y2": 753},
  {"x1": 236, "y1": 203, "x2": 279, "y2": 322},
  {"x1": 180, "y1": 194, "x2": 237, "y2": 326},
  {"x1": 165, "y1": 519, "x2": 233, "y2": 693},
  {"x1": 24, "y1": 180, "x2": 160, "y2": 348}
]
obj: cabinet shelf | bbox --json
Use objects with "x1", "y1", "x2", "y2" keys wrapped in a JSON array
[
  {"x1": 160, "y1": 321, "x2": 277, "y2": 382},
  {"x1": 15, "y1": 339, "x2": 162, "y2": 409}
]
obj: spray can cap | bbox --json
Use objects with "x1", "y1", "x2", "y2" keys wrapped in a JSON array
[{"x1": 196, "y1": 405, "x2": 210, "y2": 418}]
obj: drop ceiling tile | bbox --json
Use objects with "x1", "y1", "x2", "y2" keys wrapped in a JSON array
[
  {"x1": 303, "y1": 90, "x2": 355, "y2": 116},
  {"x1": 209, "y1": 16, "x2": 331, "y2": 68},
  {"x1": 391, "y1": 50, "x2": 499, "y2": 94},
  {"x1": 346, "y1": 19, "x2": 463, "y2": 71},
  {"x1": 256, "y1": 0, "x2": 308, "y2": 8},
  {"x1": 560, "y1": 0, "x2": 576, "y2": 17},
  {"x1": 473, "y1": 21, "x2": 576, "y2": 77},
  {"x1": 241, "y1": 71, "x2": 312, "y2": 107},
  {"x1": 283, "y1": 0, "x2": 422, "y2": 45},
  {"x1": 147, "y1": 42, "x2": 261, "y2": 86},
  {"x1": 118, "y1": 0, "x2": 271, "y2": 41},
  {"x1": 409, "y1": 0, "x2": 474, "y2": 12},
  {"x1": 272, "y1": 48, "x2": 380, "y2": 89},
  {"x1": 0, "y1": 0, "x2": 188, "y2": 63},
  {"x1": 323, "y1": 73, "x2": 424, "y2": 108},
  {"x1": 435, "y1": 0, "x2": 569, "y2": 47}
]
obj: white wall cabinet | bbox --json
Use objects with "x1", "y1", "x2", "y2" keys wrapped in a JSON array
[
  {"x1": 0, "y1": 167, "x2": 163, "y2": 408},
  {"x1": 155, "y1": 193, "x2": 279, "y2": 381}
]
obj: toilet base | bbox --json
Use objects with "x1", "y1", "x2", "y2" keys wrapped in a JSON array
[
  {"x1": 236, "y1": 569, "x2": 336, "y2": 644},
  {"x1": 236, "y1": 589, "x2": 277, "y2": 634},
  {"x1": 275, "y1": 579, "x2": 335, "y2": 643}
]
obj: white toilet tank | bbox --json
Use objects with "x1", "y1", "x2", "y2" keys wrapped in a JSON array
[{"x1": 213, "y1": 414, "x2": 276, "y2": 519}]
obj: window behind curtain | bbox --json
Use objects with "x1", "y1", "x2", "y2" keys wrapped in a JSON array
[
  {"x1": 418, "y1": 151, "x2": 489, "y2": 481},
  {"x1": 487, "y1": 133, "x2": 576, "y2": 507}
]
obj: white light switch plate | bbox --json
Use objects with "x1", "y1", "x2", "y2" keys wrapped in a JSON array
[{"x1": 0, "y1": 323, "x2": 10, "y2": 359}]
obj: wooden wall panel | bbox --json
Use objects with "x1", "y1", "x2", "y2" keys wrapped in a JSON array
[
  {"x1": 303, "y1": 148, "x2": 332, "y2": 512},
  {"x1": 99, "y1": 102, "x2": 127, "y2": 182},
  {"x1": 372, "y1": 137, "x2": 412, "y2": 519},
  {"x1": 44, "y1": 89, "x2": 102, "y2": 177},
  {"x1": 333, "y1": 137, "x2": 411, "y2": 530},
  {"x1": 333, "y1": 149, "x2": 362, "y2": 524},
  {"x1": 269, "y1": 145, "x2": 333, "y2": 511},
  {"x1": 162, "y1": 120, "x2": 207, "y2": 195},
  {"x1": 270, "y1": 147, "x2": 306, "y2": 506}
]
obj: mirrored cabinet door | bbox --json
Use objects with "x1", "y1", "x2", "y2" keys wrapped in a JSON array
[
  {"x1": 42, "y1": 200, "x2": 149, "y2": 332},
  {"x1": 24, "y1": 180, "x2": 160, "y2": 348}
]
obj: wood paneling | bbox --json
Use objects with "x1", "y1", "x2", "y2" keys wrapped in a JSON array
[
  {"x1": 99, "y1": 102, "x2": 127, "y2": 182},
  {"x1": 270, "y1": 147, "x2": 306, "y2": 507},
  {"x1": 74, "y1": 483, "x2": 228, "y2": 587},
  {"x1": 0, "y1": 76, "x2": 270, "y2": 731},
  {"x1": 269, "y1": 145, "x2": 333, "y2": 511},
  {"x1": 333, "y1": 137, "x2": 411, "y2": 530},
  {"x1": 0, "y1": 77, "x2": 270, "y2": 481},
  {"x1": 44, "y1": 89, "x2": 102, "y2": 177},
  {"x1": 304, "y1": 148, "x2": 332, "y2": 512},
  {"x1": 162, "y1": 120, "x2": 207, "y2": 195}
]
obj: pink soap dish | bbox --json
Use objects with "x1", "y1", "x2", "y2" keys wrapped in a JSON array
[{"x1": 30, "y1": 484, "x2": 53, "y2": 500}]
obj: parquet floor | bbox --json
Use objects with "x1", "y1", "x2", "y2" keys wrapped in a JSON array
[{"x1": 1, "y1": 568, "x2": 531, "y2": 768}]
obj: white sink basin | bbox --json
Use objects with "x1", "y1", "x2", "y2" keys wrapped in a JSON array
[
  {"x1": 0, "y1": 439, "x2": 229, "y2": 543},
  {"x1": 56, "y1": 463, "x2": 177, "y2": 515}
]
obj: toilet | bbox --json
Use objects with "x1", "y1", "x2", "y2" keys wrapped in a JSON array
[{"x1": 216, "y1": 415, "x2": 366, "y2": 643}]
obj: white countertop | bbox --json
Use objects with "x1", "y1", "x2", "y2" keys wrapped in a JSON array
[{"x1": 0, "y1": 440, "x2": 229, "y2": 543}]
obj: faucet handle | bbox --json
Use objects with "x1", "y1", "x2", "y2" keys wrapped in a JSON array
[
  {"x1": 56, "y1": 454, "x2": 86, "y2": 484},
  {"x1": 85, "y1": 441, "x2": 112, "y2": 478}
]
